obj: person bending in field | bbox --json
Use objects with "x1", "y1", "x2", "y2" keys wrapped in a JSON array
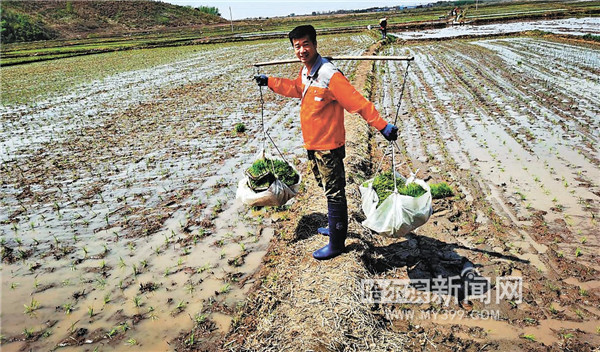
[
  {"x1": 253, "y1": 25, "x2": 398, "y2": 260},
  {"x1": 379, "y1": 17, "x2": 388, "y2": 40}
]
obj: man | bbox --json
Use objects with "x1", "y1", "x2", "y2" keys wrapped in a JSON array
[
  {"x1": 379, "y1": 18, "x2": 388, "y2": 40},
  {"x1": 254, "y1": 25, "x2": 398, "y2": 260}
]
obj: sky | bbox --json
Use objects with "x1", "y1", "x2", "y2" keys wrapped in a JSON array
[{"x1": 162, "y1": 0, "x2": 435, "y2": 20}]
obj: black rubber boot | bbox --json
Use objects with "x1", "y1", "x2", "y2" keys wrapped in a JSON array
[{"x1": 313, "y1": 200, "x2": 347, "y2": 260}]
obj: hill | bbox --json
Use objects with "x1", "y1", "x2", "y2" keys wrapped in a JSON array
[{"x1": 0, "y1": 0, "x2": 226, "y2": 43}]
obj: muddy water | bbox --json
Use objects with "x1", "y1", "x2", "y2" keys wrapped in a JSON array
[
  {"x1": 393, "y1": 17, "x2": 600, "y2": 40},
  {"x1": 0, "y1": 35, "x2": 369, "y2": 350},
  {"x1": 372, "y1": 35, "x2": 599, "y2": 347}
]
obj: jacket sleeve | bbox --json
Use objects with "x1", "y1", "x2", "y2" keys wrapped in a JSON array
[
  {"x1": 267, "y1": 70, "x2": 303, "y2": 99},
  {"x1": 329, "y1": 72, "x2": 388, "y2": 131}
]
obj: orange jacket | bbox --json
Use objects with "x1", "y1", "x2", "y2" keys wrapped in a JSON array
[{"x1": 268, "y1": 56, "x2": 388, "y2": 150}]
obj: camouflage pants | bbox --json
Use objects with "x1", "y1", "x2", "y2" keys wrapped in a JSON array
[{"x1": 307, "y1": 146, "x2": 346, "y2": 204}]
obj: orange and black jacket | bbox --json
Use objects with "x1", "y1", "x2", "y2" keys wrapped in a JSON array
[{"x1": 267, "y1": 55, "x2": 388, "y2": 151}]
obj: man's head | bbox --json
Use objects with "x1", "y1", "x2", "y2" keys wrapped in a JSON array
[
  {"x1": 288, "y1": 25, "x2": 317, "y2": 45},
  {"x1": 288, "y1": 25, "x2": 318, "y2": 68}
]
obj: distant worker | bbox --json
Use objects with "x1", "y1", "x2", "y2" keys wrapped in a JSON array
[
  {"x1": 253, "y1": 25, "x2": 399, "y2": 260},
  {"x1": 379, "y1": 17, "x2": 388, "y2": 40}
]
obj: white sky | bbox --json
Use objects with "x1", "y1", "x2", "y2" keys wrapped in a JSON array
[{"x1": 162, "y1": 0, "x2": 434, "y2": 20}]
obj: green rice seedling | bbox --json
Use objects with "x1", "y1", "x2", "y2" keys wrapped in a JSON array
[
  {"x1": 63, "y1": 303, "x2": 73, "y2": 315},
  {"x1": 104, "y1": 294, "x2": 111, "y2": 305},
  {"x1": 106, "y1": 327, "x2": 118, "y2": 338},
  {"x1": 24, "y1": 298, "x2": 40, "y2": 315},
  {"x1": 197, "y1": 262, "x2": 211, "y2": 273},
  {"x1": 119, "y1": 257, "x2": 126, "y2": 269},
  {"x1": 127, "y1": 338, "x2": 137, "y2": 345},
  {"x1": 120, "y1": 323, "x2": 130, "y2": 332},
  {"x1": 23, "y1": 327, "x2": 34, "y2": 339},
  {"x1": 580, "y1": 236, "x2": 587, "y2": 244},
  {"x1": 132, "y1": 296, "x2": 142, "y2": 308},
  {"x1": 194, "y1": 313, "x2": 207, "y2": 324},
  {"x1": 176, "y1": 300, "x2": 186, "y2": 311},
  {"x1": 522, "y1": 334, "x2": 536, "y2": 342},
  {"x1": 88, "y1": 306, "x2": 94, "y2": 318},
  {"x1": 186, "y1": 332, "x2": 195, "y2": 346},
  {"x1": 10, "y1": 282, "x2": 19, "y2": 290},
  {"x1": 430, "y1": 182, "x2": 454, "y2": 199},
  {"x1": 235, "y1": 123, "x2": 246, "y2": 133},
  {"x1": 219, "y1": 283, "x2": 231, "y2": 294},
  {"x1": 575, "y1": 248, "x2": 582, "y2": 257}
]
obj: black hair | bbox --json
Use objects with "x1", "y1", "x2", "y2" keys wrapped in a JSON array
[{"x1": 288, "y1": 25, "x2": 317, "y2": 45}]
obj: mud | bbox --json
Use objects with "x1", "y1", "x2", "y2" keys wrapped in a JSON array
[{"x1": 1, "y1": 28, "x2": 599, "y2": 351}]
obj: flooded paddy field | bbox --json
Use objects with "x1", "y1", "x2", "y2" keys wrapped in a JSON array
[
  {"x1": 0, "y1": 34, "x2": 369, "y2": 351},
  {"x1": 1, "y1": 27, "x2": 599, "y2": 351},
  {"x1": 367, "y1": 34, "x2": 599, "y2": 349}
]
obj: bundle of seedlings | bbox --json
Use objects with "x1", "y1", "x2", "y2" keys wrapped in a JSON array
[
  {"x1": 236, "y1": 154, "x2": 301, "y2": 207},
  {"x1": 359, "y1": 170, "x2": 435, "y2": 237},
  {"x1": 246, "y1": 158, "x2": 300, "y2": 192},
  {"x1": 367, "y1": 171, "x2": 454, "y2": 206}
]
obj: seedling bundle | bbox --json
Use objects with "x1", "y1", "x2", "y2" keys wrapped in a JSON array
[
  {"x1": 367, "y1": 171, "x2": 454, "y2": 206},
  {"x1": 236, "y1": 152, "x2": 301, "y2": 207},
  {"x1": 245, "y1": 158, "x2": 300, "y2": 192},
  {"x1": 360, "y1": 170, "x2": 434, "y2": 237}
]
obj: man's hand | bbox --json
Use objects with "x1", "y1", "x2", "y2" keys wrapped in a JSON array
[
  {"x1": 380, "y1": 123, "x2": 398, "y2": 141},
  {"x1": 254, "y1": 74, "x2": 268, "y2": 86}
]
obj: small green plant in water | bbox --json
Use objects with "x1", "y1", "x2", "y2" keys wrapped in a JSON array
[{"x1": 234, "y1": 123, "x2": 246, "y2": 133}]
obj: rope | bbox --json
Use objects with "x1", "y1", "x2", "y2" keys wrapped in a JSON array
[
  {"x1": 255, "y1": 67, "x2": 289, "y2": 165},
  {"x1": 388, "y1": 59, "x2": 412, "y2": 189},
  {"x1": 393, "y1": 60, "x2": 411, "y2": 126}
]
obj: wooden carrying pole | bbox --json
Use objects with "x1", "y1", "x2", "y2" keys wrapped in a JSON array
[{"x1": 254, "y1": 55, "x2": 414, "y2": 67}]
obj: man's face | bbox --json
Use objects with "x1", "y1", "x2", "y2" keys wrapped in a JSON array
[{"x1": 292, "y1": 36, "x2": 317, "y2": 67}]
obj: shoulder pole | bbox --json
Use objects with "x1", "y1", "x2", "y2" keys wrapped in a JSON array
[{"x1": 253, "y1": 55, "x2": 414, "y2": 67}]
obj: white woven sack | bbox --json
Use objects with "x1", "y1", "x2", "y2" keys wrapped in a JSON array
[
  {"x1": 236, "y1": 176, "x2": 300, "y2": 207},
  {"x1": 236, "y1": 152, "x2": 301, "y2": 207},
  {"x1": 359, "y1": 173, "x2": 432, "y2": 237}
]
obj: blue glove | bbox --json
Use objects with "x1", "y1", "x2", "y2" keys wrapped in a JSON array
[
  {"x1": 254, "y1": 74, "x2": 268, "y2": 86},
  {"x1": 380, "y1": 123, "x2": 398, "y2": 141}
]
